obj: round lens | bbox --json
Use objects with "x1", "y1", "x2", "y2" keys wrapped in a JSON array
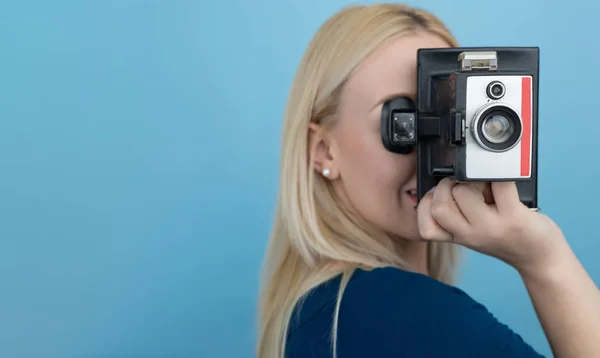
[
  {"x1": 472, "y1": 104, "x2": 523, "y2": 152},
  {"x1": 491, "y1": 84, "x2": 503, "y2": 96},
  {"x1": 486, "y1": 81, "x2": 505, "y2": 100},
  {"x1": 482, "y1": 114, "x2": 513, "y2": 143}
]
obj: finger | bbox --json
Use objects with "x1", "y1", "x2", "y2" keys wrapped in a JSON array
[
  {"x1": 417, "y1": 189, "x2": 453, "y2": 241},
  {"x1": 491, "y1": 181, "x2": 522, "y2": 213},
  {"x1": 463, "y1": 182, "x2": 494, "y2": 204},
  {"x1": 482, "y1": 183, "x2": 494, "y2": 204},
  {"x1": 467, "y1": 181, "x2": 487, "y2": 193},
  {"x1": 451, "y1": 183, "x2": 495, "y2": 225},
  {"x1": 430, "y1": 178, "x2": 470, "y2": 235}
]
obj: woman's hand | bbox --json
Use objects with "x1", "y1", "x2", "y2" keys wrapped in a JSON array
[
  {"x1": 416, "y1": 177, "x2": 567, "y2": 276},
  {"x1": 418, "y1": 178, "x2": 600, "y2": 358}
]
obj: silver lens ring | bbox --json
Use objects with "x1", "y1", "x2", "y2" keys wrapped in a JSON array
[
  {"x1": 487, "y1": 81, "x2": 506, "y2": 100},
  {"x1": 470, "y1": 103, "x2": 523, "y2": 152}
]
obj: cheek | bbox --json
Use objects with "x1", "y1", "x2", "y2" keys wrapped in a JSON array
[
  {"x1": 337, "y1": 126, "x2": 406, "y2": 189},
  {"x1": 333, "y1": 122, "x2": 418, "y2": 234}
]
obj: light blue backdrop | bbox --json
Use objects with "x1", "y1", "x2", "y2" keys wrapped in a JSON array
[{"x1": 1, "y1": 0, "x2": 597, "y2": 357}]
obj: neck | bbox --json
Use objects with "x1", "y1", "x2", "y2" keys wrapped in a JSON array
[
  {"x1": 392, "y1": 239, "x2": 430, "y2": 276},
  {"x1": 323, "y1": 239, "x2": 430, "y2": 276}
]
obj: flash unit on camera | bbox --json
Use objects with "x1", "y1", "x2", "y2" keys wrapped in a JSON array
[{"x1": 458, "y1": 51, "x2": 498, "y2": 71}]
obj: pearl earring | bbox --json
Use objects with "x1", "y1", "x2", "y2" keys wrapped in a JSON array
[{"x1": 322, "y1": 168, "x2": 331, "y2": 177}]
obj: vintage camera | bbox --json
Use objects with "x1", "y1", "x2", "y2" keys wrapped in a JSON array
[{"x1": 381, "y1": 48, "x2": 539, "y2": 209}]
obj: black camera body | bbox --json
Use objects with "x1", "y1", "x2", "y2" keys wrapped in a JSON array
[{"x1": 381, "y1": 47, "x2": 539, "y2": 209}]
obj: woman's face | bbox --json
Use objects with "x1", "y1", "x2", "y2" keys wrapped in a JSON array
[{"x1": 312, "y1": 31, "x2": 450, "y2": 241}]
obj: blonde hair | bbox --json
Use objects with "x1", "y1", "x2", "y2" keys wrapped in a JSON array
[{"x1": 257, "y1": 4, "x2": 461, "y2": 358}]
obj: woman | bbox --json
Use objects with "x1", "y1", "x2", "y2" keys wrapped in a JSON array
[{"x1": 257, "y1": 3, "x2": 600, "y2": 358}]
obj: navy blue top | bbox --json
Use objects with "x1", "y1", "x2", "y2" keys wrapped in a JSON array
[{"x1": 286, "y1": 267, "x2": 545, "y2": 358}]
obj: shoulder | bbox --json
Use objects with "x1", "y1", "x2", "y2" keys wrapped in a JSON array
[
  {"x1": 341, "y1": 266, "x2": 485, "y2": 323},
  {"x1": 343, "y1": 265, "x2": 466, "y2": 304},
  {"x1": 335, "y1": 267, "x2": 486, "y2": 342},
  {"x1": 287, "y1": 266, "x2": 545, "y2": 358}
]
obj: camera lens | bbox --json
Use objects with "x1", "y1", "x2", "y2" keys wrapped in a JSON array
[
  {"x1": 471, "y1": 104, "x2": 522, "y2": 152},
  {"x1": 491, "y1": 84, "x2": 503, "y2": 96},
  {"x1": 482, "y1": 114, "x2": 513, "y2": 143},
  {"x1": 486, "y1": 81, "x2": 505, "y2": 100}
]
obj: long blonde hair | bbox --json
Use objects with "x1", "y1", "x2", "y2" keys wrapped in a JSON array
[{"x1": 257, "y1": 4, "x2": 461, "y2": 358}]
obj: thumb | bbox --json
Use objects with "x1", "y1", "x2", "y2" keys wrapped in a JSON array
[{"x1": 490, "y1": 181, "x2": 522, "y2": 212}]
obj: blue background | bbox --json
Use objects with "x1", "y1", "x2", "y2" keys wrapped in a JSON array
[{"x1": 1, "y1": 0, "x2": 597, "y2": 357}]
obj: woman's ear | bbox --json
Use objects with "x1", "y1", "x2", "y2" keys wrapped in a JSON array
[{"x1": 308, "y1": 122, "x2": 339, "y2": 180}]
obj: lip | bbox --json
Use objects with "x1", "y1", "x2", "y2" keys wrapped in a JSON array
[{"x1": 405, "y1": 188, "x2": 418, "y2": 204}]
